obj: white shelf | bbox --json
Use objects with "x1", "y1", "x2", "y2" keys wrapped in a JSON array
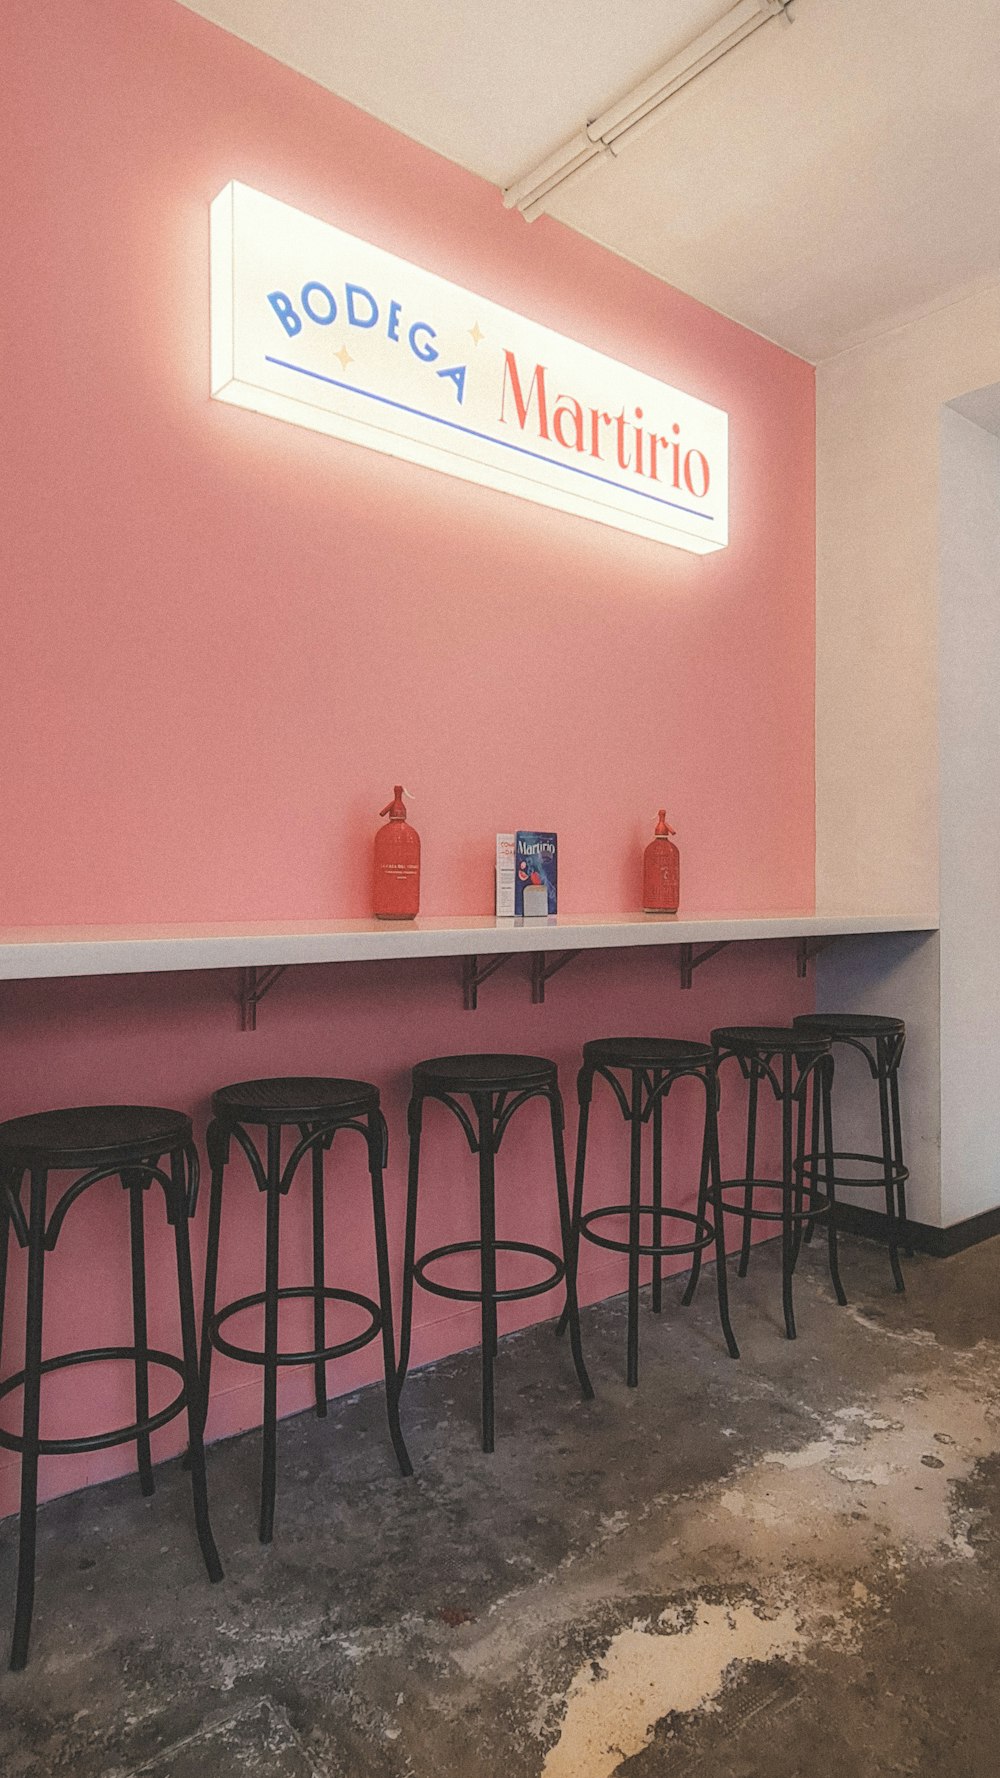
[{"x1": 0, "y1": 912, "x2": 939, "y2": 982}]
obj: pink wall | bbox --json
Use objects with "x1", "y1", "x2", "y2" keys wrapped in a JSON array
[
  {"x1": 2, "y1": 0, "x2": 814, "y2": 925},
  {"x1": 0, "y1": 0, "x2": 815, "y2": 1516}
]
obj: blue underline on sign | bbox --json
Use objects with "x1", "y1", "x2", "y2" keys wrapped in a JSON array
[{"x1": 263, "y1": 355, "x2": 714, "y2": 523}]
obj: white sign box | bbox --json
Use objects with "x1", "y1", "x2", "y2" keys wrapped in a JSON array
[{"x1": 210, "y1": 182, "x2": 728, "y2": 553}]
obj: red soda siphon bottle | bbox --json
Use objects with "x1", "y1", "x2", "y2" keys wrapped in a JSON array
[
  {"x1": 373, "y1": 787, "x2": 420, "y2": 919},
  {"x1": 642, "y1": 810, "x2": 680, "y2": 914}
]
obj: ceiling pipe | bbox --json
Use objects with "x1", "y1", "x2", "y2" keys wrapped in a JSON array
[{"x1": 503, "y1": 0, "x2": 795, "y2": 221}]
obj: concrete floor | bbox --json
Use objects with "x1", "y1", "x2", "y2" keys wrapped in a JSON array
[{"x1": 3, "y1": 1233, "x2": 1000, "y2": 1777}]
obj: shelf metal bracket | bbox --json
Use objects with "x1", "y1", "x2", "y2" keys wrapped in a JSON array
[
  {"x1": 239, "y1": 964, "x2": 288, "y2": 1031},
  {"x1": 679, "y1": 941, "x2": 732, "y2": 990},
  {"x1": 237, "y1": 932, "x2": 842, "y2": 1024},
  {"x1": 797, "y1": 936, "x2": 836, "y2": 978},
  {"x1": 530, "y1": 949, "x2": 581, "y2": 1004},
  {"x1": 462, "y1": 953, "x2": 515, "y2": 1011}
]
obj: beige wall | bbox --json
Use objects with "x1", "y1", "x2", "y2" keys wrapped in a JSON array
[
  {"x1": 938, "y1": 405, "x2": 1000, "y2": 1222},
  {"x1": 815, "y1": 283, "x2": 1000, "y2": 1226},
  {"x1": 816, "y1": 283, "x2": 1000, "y2": 914}
]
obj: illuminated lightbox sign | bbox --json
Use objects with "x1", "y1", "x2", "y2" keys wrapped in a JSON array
[{"x1": 210, "y1": 182, "x2": 728, "y2": 552}]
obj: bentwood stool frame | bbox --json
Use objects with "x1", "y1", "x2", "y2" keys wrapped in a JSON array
[
  {"x1": 707, "y1": 1027, "x2": 846, "y2": 1340},
  {"x1": 397, "y1": 1054, "x2": 593, "y2": 1453},
  {"x1": 199, "y1": 1078, "x2": 411, "y2": 1545},
  {"x1": 0, "y1": 1106, "x2": 223, "y2": 1671},
  {"x1": 793, "y1": 1013, "x2": 910, "y2": 1292},
  {"x1": 563, "y1": 1038, "x2": 740, "y2": 1384}
]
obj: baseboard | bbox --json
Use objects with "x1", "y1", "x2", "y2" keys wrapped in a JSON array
[{"x1": 835, "y1": 1200, "x2": 1000, "y2": 1258}]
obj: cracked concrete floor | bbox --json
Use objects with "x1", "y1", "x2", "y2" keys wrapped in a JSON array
[{"x1": 2, "y1": 1233, "x2": 1000, "y2": 1776}]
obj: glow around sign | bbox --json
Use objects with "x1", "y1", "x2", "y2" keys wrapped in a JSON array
[{"x1": 210, "y1": 182, "x2": 728, "y2": 552}]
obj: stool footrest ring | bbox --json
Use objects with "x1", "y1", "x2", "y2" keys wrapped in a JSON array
[
  {"x1": 796, "y1": 1149, "x2": 909, "y2": 1190},
  {"x1": 0, "y1": 1347, "x2": 187, "y2": 1456},
  {"x1": 413, "y1": 1239, "x2": 564, "y2": 1304},
  {"x1": 579, "y1": 1203, "x2": 715, "y2": 1259},
  {"x1": 209, "y1": 1285, "x2": 381, "y2": 1368},
  {"x1": 719, "y1": 1180, "x2": 829, "y2": 1224}
]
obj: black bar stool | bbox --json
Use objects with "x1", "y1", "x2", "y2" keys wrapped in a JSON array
[
  {"x1": 709, "y1": 1027, "x2": 846, "y2": 1339},
  {"x1": 200, "y1": 1078, "x2": 411, "y2": 1545},
  {"x1": 564, "y1": 1038, "x2": 739, "y2": 1384},
  {"x1": 793, "y1": 1013, "x2": 909, "y2": 1291},
  {"x1": 0, "y1": 1106, "x2": 222, "y2": 1671},
  {"x1": 397, "y1": 1054, "x2": 592, "y2": 1453}
]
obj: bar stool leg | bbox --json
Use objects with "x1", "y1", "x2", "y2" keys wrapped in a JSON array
[
  {"x1": 126, "y1": 1170, "x2": 155, "y2": 1498},
  {"x1": 790, "y1": 1083, "x2": 808, "y2": 1273},
  {"x1": 476, "y1": 1095, "x2": 498, "y2": 1453},
  {"x1": 877, "y1": 1043, "x2": 905, "y2": 1293},
  {"x1": 803, "y1": 1062, "x2": 822, "y2": 1246},
  {"x1": 738, "y1": 1065, "x2": 759, "y2": 1278},
  {"x1": 483, "y1": 1105, "x2": 501, "y2": 1366},
  {"x1": 680, "y1": 1081, "x2": 709, "y2": 1308},
  {"x1": 169, "y1": 1149, "x2": 223, "y2": 1584},
  {"x1": 547, "y1": 1088, "x2": 593, "y2": 1401},
  {"x1": 626, "y1": 1071, "x2": 643, "y2": 1388},
  {"x1": 651, "y1": 1073, "x2": 663, "y2": 1314},
  {"x1": 781, "y1": 1058, "x2": 796, "y2": 1340},
  {"x1": 396, "y1": 1095, "x2": 423, "y2": 1392},
  {"x1": 706, "y1": 1071, "x2": 740, "y2": 1359},
  {"x1": 367, "y1": 1111, "x2": 412, "y2": 1477},
  {"x1": 260, "y1": 1124, "x2": 282, "y2": 1545},
  {"x1": 889, "y1": 1057, "x2": 912, "y2": 1255},
  {"x1": 197, "y1": 1121, "x2": 227, "y2": 1434},
  {"x1": 10, "y1": 1168, "x2": 47, "y2": 1672},
  {"x1": 556, "y1": 1068, "x2": 592, "y2": 1341},
  {"x1": 0, "y1": 1175, "x2": 11, "y2": 1376},
  {"x1": 822, "y1": 1060, "x2": 847, "y2": 1305},
  {"x1": 310, "y1": 1132, "x2": 329, "y2": 1417}
]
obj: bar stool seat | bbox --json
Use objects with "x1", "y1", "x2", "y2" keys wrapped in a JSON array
[
  {"x1": 200, "y1": 1076, "x2": 410, "y2": 1547},
  {"x1": 212, "y1": 1077, "x2": 379, "y2": 1121},
  {"x1": 712, "y1": 1026, "x2": 829, "y2": 1055},
  {"x1": 793, "y1": 1012, "x2": 910, "y2": 1290},
  {"x1": 412, "y1": 1053, "x2": 557, "y2": 1091},
  {"x1": 793, "y1": 1013, "x2": 904, "y2": 1038},
  {"x1": 583, "y1": 1036, "x2": 714, "y2": 1071},
  {"x1": 709, "y1": 1026, "x2": 846, "y2": 1339},
  {"x1": 567, "y1": 1037, "x2": 738, "y2": 1384},
  {"x1": 398, "y1": 1052, "x2": 592, "y2": 1452},
  {"x1": 0, "y1": 1105, "x2": 192, "y2": 1166},
  {"x1": 0, "y1": 1104, "x2": 222, "y2": 1671}
]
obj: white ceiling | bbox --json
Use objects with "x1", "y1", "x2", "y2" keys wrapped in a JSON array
[
  {"x1": 179, "y1": 0, "x2": 1000, "y2": 363},
  {"x1": 951, "y1": 383, "x2": 1000, "y2": 439}
]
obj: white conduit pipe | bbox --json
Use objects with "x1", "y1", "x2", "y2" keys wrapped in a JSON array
[{"x1": 503, "y1": 0, "x2": 795, "y2": 221}]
